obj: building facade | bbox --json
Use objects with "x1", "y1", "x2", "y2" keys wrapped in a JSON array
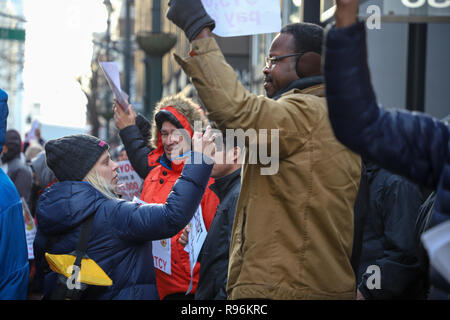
[
  {"x1": 0, "y1": 0, "x2": 25, "y2": 133},
  {"x1": 132, "y1": 0, "x2": 302, "y2": 118}
]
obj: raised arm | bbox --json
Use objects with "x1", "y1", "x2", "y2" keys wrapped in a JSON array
[
  {"x1": 166, "y1": 2, "x2": 325, "y2": 159},
  {"x1": 112, "y1": 128, "x2": 216, "y2": 242},
  {"x1": 114, "y1": 102, "x2": 154, "y2": 179},
  {"x1": 324, "y1": 0, "x2": 449, "y2": 190}
]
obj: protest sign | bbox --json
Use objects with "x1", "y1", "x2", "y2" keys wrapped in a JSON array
[
  {"x1": 185, "y1": 205, "x2": 207, "y2": 294},
  {"x1": 152, "y1": 238, "x2": 172, "y2": 275},
  {"x1": 22, "y1": 199, "x2": 37, "y2": 260},
  {"x1": 25, "y1": 119, "x2": 40, "y2": 143},
  {"x1": 132, "y1": 197, "x2": 172, "y2": 275},
  {"x1": 201, "y1": 0, "x2": 281, "y2": 37},
  {"x1": 117, "y1": 160, "x2": 143, "y2": 201}
]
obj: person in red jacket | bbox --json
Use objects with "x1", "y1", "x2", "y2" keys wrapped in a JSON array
[{"x1": 113, "y1": 94, "x2": 219, "y2": 299}]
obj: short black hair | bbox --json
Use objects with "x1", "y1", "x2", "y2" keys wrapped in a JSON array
[
  {"x1": 210, "y1": 122, "x2": 243, "y2": 152},
  {"x1": 280, "y1": 23, "x2": 324, "y2": 55}
]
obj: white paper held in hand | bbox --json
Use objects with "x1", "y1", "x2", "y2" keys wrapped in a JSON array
[
  {"x1": 99, "y1": 61, "x2": 129, "y2": 111},
  {"x1": 185, "y1": 205, "x2": 207, "y2": 295},
  {"x1": 421, "y1": 220, "x2": 450, "y2": 284}
]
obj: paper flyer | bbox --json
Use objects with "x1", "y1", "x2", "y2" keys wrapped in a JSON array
[
  {"x1": 185, "y1": 205, "x2": 207, "y2": 294},
  {"x1": 22, "y1": 198, "x2": 37, "y2": 260},
  {"x1": 99, "y1": 61, "x2": 129, "y2": 111},
  {"x1": 421, "y1": 220, "x2": 450, "y2": 284}
]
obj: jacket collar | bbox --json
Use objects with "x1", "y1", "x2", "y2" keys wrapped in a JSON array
[
  {"x1": 362, "y1": 159, "x2": 381, "y2": 184},
  {"x1": 157, "y1": 152, "x2": 186, "y2": 173},
  {"x1": 209, "y1": 168, "x2": 241, "y2": 201},
  {"x1": 273, "y1": 75, "x2": 324, "y2": 101}
]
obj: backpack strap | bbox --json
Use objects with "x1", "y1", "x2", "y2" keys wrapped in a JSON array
[
  {"x1": 73, "y1": 214, "x2": 95, "y2": 268},
  {"x1": 48, "y1": 214, "x2": 96, "y2": 300}
]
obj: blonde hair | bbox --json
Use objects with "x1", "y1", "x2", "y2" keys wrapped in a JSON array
[{"x1": 84, "y1": 166, "x2": 118, "y2": 199}]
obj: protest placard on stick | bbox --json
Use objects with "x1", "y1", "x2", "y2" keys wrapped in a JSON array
[
  {"x1": 202, "y1": 0, "x2": 281, "y2": 37},
  {"x1": 117, "y1": 160, "x2": 143, "y2": 201},
  {"x1": 22, "y1": 198, "x2": 36, "y2": 260}
]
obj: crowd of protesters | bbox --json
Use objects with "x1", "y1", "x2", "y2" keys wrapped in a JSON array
[{"x1": 0, "y1": 0, "x2": 449, "y2": 300}]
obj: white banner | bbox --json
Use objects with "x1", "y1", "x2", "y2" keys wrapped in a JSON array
[
  {"x1": 202, "y1": 0, "x2": 281, "y2": 37},
  {"x1": 132, "y1": 197, "x2": 172, "y2": 275},
  {"x1": 117, "y1": 160, "x2": 143, "y2": 201},
  {"x1": 185, "y1": 206, "x2": 207, "y2": 294},
  {"x1": 152, "y1": 238, "x2": 172, "y2": 275},
  {"x1": 22, "y1": 198, "x2": 36, "y2": 260}
]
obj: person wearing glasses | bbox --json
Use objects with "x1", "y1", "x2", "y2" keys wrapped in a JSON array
[{"x1": 166, "y1": 1, "x2": 361, "y2": 300}]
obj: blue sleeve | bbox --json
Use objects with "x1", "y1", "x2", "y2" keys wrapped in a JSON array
[
  {"x1": 111, "y1": 152, "x2": 213, "y2": 242},
  {"x1": 0, "y1": 88, "x2": 8, "y2": 149},
  {"x1": 0, "y1": 172, "x2": 29, "y2": 299},
  {"x1": 324, "y1": 22, "x2": 449, "y2": 190}
]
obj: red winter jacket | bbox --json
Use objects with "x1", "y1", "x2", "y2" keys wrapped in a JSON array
[{"x1": 140, "y1": 106, "x2": 219, "y2": 299}]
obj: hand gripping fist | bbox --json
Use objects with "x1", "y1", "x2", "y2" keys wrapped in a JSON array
[
  {"x1": 335, "y1": 0, "x2": 359, "y2": 28},
  {"x1": 166, "y1": 0, "x2": 215, "y2": 41}
]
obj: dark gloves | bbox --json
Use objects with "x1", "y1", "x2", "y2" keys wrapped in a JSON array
[
  {"x1": 166, "y1": 0, "x2": 215, "y2": 41},
  {"x1": 135, "y1": 113, "x2": 152, "y2": 143}
]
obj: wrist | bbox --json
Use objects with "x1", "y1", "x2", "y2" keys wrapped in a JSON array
[
  {"x1": 335, "y1": 8, "x2": 358, "y2": 28},
  {"x1": 335, "y1": 16, "x2": 357, "y2": 28},
  {"x1": 193, "y1": 27, "x2": 212, "y2": 41}
]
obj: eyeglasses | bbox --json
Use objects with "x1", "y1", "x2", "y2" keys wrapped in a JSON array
[{"x1": 265, "y1": 53, "x2": 305, "y2": 69}]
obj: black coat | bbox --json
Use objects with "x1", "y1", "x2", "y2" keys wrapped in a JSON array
[
  {"x1": 118, "y1": 114, "x2": 154, "y2": 180},
  {"x1": 195, "y1": 169, "x2": 241, "y2": 300},
  {"x1": 356, "y1": 162, "x2": 427, "y2": 299},
  {"x1": 324, "y1": 21, "x2": 450, "y2": 297}
]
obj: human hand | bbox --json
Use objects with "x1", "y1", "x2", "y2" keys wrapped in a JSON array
[
  {"x1": 113, "y1": 100, "x2": 136, "y2": 130},
  {"x1": 178, "y1": 225, "x2": 190, "y2": 247},
  {"x1": 335, "y1": 0, "x2": 359, "y2": 28},
  {"x1": 166, "y1": 0, "x2": 215, "y2": 41},
  {"x1": 192, "y1": 125, "x2": 216, "y2": 161},
  {"x1": 356, "y1": 289, "x2": 366, "y2": 300}
]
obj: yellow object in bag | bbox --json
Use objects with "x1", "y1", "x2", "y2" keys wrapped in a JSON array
[{"x1": 45, "y1": 253, "x2": 113, "y2": 286}]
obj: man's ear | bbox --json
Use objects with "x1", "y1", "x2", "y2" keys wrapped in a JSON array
[
  {"x1": 232, "y1": 146, "x2": 242, "y2": 163},
  {"x1": 296, "y1": 52, "x2": 322, "y2": 78}
]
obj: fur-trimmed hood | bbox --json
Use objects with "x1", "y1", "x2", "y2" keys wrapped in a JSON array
[{"x1": 149, "y1": 94, "x2": 208, "y2": 150}]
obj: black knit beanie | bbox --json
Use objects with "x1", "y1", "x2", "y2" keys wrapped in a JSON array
[{"x1": 45, "y1": 134, "x2": 109, "y2": 181}]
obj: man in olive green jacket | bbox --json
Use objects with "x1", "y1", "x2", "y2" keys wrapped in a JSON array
[{"x1": 167, "y1": 1, "x2": 361, "y2": 300}]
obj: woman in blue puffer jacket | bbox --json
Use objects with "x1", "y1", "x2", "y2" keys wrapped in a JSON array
[{"x1": 34, "y1": 128, "x2": 216, "y2": 300}]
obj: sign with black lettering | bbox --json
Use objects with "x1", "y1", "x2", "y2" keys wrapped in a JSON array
[
  {"x1": 201, "y1": 0, "x2": 281, "y2": 37},
  {"x1": 116, "y1": 160, "x2": 143, "y2": 201}
]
